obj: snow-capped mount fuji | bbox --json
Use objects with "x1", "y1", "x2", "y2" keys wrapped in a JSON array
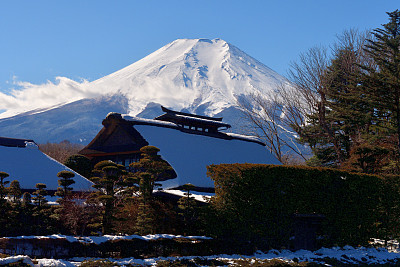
[
  {"x1": 90, "y1": 38, "x2": 288, "y2": 117},
  {"x1": 0, "y1": 38, "x2": 289, "y2": 143}
]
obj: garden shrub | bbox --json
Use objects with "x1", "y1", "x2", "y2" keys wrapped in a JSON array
[{"x1": 207, "y1": 164, "x2": 399, "y2": 248}]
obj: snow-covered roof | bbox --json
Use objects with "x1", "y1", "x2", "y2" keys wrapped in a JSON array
[
  {"x1": 122, "y1": 115, "x2": 265, "y2": 145},
  {"x1": 0, "y1": 140, "x2": 93, "y2": 191},
  {"x1": 161, "y1": 189, "x2": 214, "y2": 203},
  {"x1": 80, "y1": 113, "x2": 280, "y2": 189},
  {"x1": 0, "y1": 136, "x2": 36, "y2": 148},
  {"x1": 125, "y1": 117, "x2": 280, "y2": 188}
]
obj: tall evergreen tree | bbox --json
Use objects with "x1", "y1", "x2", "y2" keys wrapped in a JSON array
[
  {"x1": 130, "y1": 146, "x2": 174, "y2": 235},
  {"x1": 89, "y1": 160, "x2": 126, "y2": 234},
  {"x1": 32, "y1": 183, "x2": 48, "y2": 207},
  {"x1": 295, "y1": 30, "x2": 370, "y2": 167},
  {"x1": 365, "y1": 10, "x2": 400, "y2": 159},
  {"x1": 20, "y1": 192, "x2": 34, "y2": 235},
  {"x1": 8, "y1": 180, "x2": 22, "y2": 203},
  {"x1": 130, "y1": 146, "x2": 174, "y2": 196},
  {"x1": 177, "y1": 183, "x2": 198, "y2": 235},
  {"x1": 55, "y1": 170, "x2": 75, "y2": 203},
  {"x1": 0, "y1": 171, "x2": 10, "y2": 202},
  {"x1": 22, "y1": 192, "x2": 32, "y2": 206},
  {"x1": 64, "y1": 154, "x2": 92, "y2": 178},
  {"x1": 0, "y1": 172, "x2": 11, "y2": 236}
]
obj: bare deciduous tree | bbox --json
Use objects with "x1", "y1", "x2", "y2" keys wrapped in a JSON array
[
  {"x1": 39, "y1": 140, "x2": 84, "y2": 163},
  {"x1": 61, "y1": 192, "x2": 99, "y2": 236},
  {"x1": 238, "y1": 85, "x2": 308, "y2": 164},
  {"x1": 239, "y1": 29, "x2": 370, "y2": 166}
]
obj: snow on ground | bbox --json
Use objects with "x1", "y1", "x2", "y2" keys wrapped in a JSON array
[
  {"x1": 0, "y1": 255, "x2": 34, "y2": 266},
  {"x1": 2, "y1": 246, "x2": 400, "y2": 266},
  {"x1": 0, "y1": 143, "x2": 93, "y2": 191},
  {"x1": 2, "y1": 234, "x2": 212, "y2": 245}
]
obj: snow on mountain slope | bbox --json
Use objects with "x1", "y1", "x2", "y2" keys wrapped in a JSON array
[
  {"x1": 90, "y1": 38, "x2": 289, "y2": 117},
  {"x1": 0, "y1": 95, "x2": 129, "y2": 143},
  {"x1": 0, "y1": 38, "x2": 290, "y2": 143}
]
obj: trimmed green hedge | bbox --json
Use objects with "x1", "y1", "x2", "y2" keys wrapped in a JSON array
[{"x1": 206, "y1": 164, "x2": 400, "y2": 248}]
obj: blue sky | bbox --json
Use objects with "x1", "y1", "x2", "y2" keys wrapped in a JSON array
[{"x1": 0, "y1": 0, "x2": 398, "y2": 94}]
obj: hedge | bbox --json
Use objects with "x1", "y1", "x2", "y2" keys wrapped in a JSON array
[{"x1": 206, "y1": 164, "x2": 400, "y2": 249}]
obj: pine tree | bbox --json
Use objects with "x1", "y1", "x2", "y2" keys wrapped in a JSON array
[
  {"x1": 20, "y1": 192, "x2": 34, "y2": 235},
  {"x1": 0, "y1": 171, "x2": 10, "y2": 203},
  {"x1": 130, "y1": 146, "x2": 174, "y2": 196},
  {"x1": 32, "y1": 183, "x2": 48, "y2": 207},
  {"x1": 0, "y1": 171, "x2": 11, "y2": 236},
  {"x1": 8, "y1": 180, "x2": 22, "y2": 203},
  {"x1": 298, "y1": 31, "x2": 369, "y2": 167},
  {"x1": 177, "y1": 183, "x2": 197, "y2": 235},
  {"x1": 31, "y1": 183, "x2": 59, "y2": 235},
  {"x1": 64, "y1": 154, "x2": 92, "y2": 178},
  {"x1": 135, "y1": 200, "x2": 156, "y2": 235},
  {"x1": 55, "y1": 170, "x2": 75, "y2": 203},
  {"x1": 89, "y1": 160, "x2": 126, "y2": 234},
  {"x1": 22, "y1": 192, "x2": 32, "y2": 206},
  {"x1": 365, "y1": 10, "x2": 400, "y2": 157},
  {"x1": 130, "y1": 146, "x2": 174, "y2": 235}
]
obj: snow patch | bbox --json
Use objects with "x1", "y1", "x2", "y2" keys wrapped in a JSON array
[
  {"x1": 2, "y1": 234, "x2": 212, "y2": 245},
  {"x1": 5, "y1": 246, "x2": 400, "y2": 266},
  {"x1": 0, "y1": 256, "x2": 34, "y2": 266}
]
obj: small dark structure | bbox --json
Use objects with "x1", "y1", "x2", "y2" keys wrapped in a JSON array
[
  {"x1": 155, "y1": 106, "x2": 231, "y2": 133},
  {"x1": 0, "y1": 136, "x2": 36, "y2": 148},
  {"x1": 293, "y1": 213, "x2": 325, "y2": 251}
]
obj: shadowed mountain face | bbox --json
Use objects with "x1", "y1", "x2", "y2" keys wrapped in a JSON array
[
  {"x1": 0, "y1": 95, "x2": 130, "y2": 143},
  {"x1": 0, "y1": 38, "x2": 290, "y2": 144}
]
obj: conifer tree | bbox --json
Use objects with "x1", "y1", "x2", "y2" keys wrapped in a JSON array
[
  {"x1": 134, "y1": 172, "x2": 157, "y2": 235},
  {"x1": 365, "y1": 10, "x2": 400, "y2": 158},
  {"x1": 22, "y1": 192, "x2": 32, "y2": 206},
  {"x1": 177, "y1": 183, "x2": 198, "y2": 235},
  {"x1": 306, "y1": 45, "x2": 370, "y2": 166},
  {"x1": 292, "y1": 30, "x2": 371, "y2": 167},
  {"x1": 130, "y1": 146, "x2": 174, "y2": 198},
  {"x1": 89, "y1": 160, "x2": 126, "y2": 234},
  {"x1": 20, "y1": 192, "x2": 34, "y2": 234},
  {"x1": 0, "y1": 171, "x2": 10, "y2": 202},
  {"x1": 8, "y1": 180, "x2": 22, "y2": 203},
  {"x1": 64, "y1": 154, "x2": 92, "y2": 178},
  {"x1": 130, "y1": 146, "x2": 174, "y2": 235},
  {"x1": 32, "y1": 183, "x2": 48, "y2": 207},
  {"x1": 55, "y1": 170, "x2": 75, "y2": 203},
  {"x1": 0, "y1": 172, "x2": 10, "y2": 236}
]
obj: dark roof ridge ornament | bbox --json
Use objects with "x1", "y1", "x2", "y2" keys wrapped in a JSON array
[
  {"x1": 155, "y1": 106, "x2": 231, "y2": 132},
  {"x1": 0, "y1": 137, "x2": 36, "y2": 148},
  {"x1": 160, "y1": 106, "x2": 224, "y2": 122}
]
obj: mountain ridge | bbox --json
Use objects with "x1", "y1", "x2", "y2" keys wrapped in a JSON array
[{"x1": 0, "y1": 38, "x2": 289, "y2": 143}]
